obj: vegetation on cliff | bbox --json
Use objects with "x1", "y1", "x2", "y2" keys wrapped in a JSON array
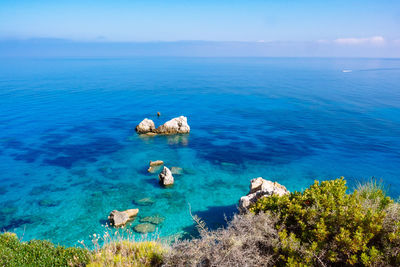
[
  {"x1": 1, "y1": 178, "x2": 400, "y2": 266},
  {"x1": 88, "y1": 241, "x2": 165, "y2": 267},
  {"x1": 250, "y1": 178, "x2": 400, "y2": 266},
  {"x1": 0, "y1": 232, "x2": 90, "y2": 266},
  {"x1": 166, "y1": 178, "x2": 400, "y2": 266}
]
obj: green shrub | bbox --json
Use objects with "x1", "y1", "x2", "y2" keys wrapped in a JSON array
[
  {"x1": 250, "y1": 178, "x2": 400, "y2": 266},
  {"x1": 0, "y1": 232, "x2": 90, "y2": 267}
]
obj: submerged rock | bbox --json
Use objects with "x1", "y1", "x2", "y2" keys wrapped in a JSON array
[
  {"x1": 159, "y1": 167, "x2": 174, "y2": 186},
  {"x1": 135, "y1": 119, "x2": 155, "y2": 134},
  {"x1": 0, "y1": 186, "x2": 8, "y2": 195},
  {"x1": 135, "y1": 197, "x2": 155, "y2": 206},
  {"x1": 0, "y1": 204, "x2": 18, "y2": 217},
  {"x1": 144, "y1": 132, "x2": 157, "y2": 137},
  {"x1": 108, "y1": 209, "x2": 139, "y2": 227},
  {"x1": 99, "y1": 166, "x2": 113, "y2": 175},
  {"x1": 148, "y1": 160, "x2": 164, "y2": 173},
  {"x1": 29, "y1": 185, "x2": 51, "y2": 196},
  {"x1": 140, "y1": 215, "x2": 165, "y2": 225},
  {"x1": 0, "y1": 217, "x2": 35, "y2": 231},
  {"x1": 239, "y1": 177, "x2": 289, "y2": 213},
  {"x1": 170, "y1": 167, "x2": 183, "y2": 175},
  {"x1": 166, "y1": 134, "x2": 189, "y2": 146},
  {"x1": 134, "y1": 223, "x2": 156, "y2": 233},
  {"x1": 155, "y1": 116, "x2": 190, "y2": 134},
  {"x1": 38, "y1": 199, "x2": 61, "y2": 207},
  {"x1": 148, "y1": 165, "x2": 163, "y2": 173}
]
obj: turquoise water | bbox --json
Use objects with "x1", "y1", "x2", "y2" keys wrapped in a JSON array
[{"x1": 0, "y1": 57, "x2": 399, "y2": 246}]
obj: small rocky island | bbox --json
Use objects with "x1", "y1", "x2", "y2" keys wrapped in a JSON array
[
  {"x1": 159, "y1": 166, "x2": 174, "y2": 186},
  {"x1": 239, "y1": 177, "x2": 289, "y2": 212},
  {"x1": 135, "y1": 116, "x2": 190, "y2": 135},
  {"x1": 108, "y1": 209, "x2": 139, "y2": 227}
]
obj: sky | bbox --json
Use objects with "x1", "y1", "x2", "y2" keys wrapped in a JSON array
[{"x1": 0, "y1": 0, "x2": 399, "y2": 57}]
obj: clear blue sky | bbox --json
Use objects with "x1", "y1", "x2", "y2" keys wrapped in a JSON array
[
  {"x1": 0, "y1": 0, "x2": 399, "y2": 57},
  {"x1": 0, "y1": 0, "x2": 399, "y2": 42}
]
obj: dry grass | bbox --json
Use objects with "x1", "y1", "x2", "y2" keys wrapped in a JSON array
[
  {"x1": 164, "y1": 212, "x2": 280, "y2": 267},
  {"x1": 80, "y1": 224, "x2": 168, "y2": 267},
  {"x1": 88, "y1": 241, "x2": 165, "y2": 267},
  {"x1": 382, "y1": 202, "x2": 400, "y2": 263}
]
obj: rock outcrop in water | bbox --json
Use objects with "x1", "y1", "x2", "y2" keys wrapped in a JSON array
[
  {"x1": 159, "y1": 166, "x2": 174, "y2": 186},
  {"x1": 135, "y1": 119, "x2": 155, "y2": 134},
  {"x1": 135, "y1": 116, "x2": 190, "y2": 136},
  {"x1": 108, "y1": 209, "x2": 139, "y2": 227},
  {"x1": 150, "y1": 160, "x2": 164, "y2": 167},
  {"x1": 239, "y1": 177, "x2": 288, "y2": 213},
  {"x1": 148, "y1": 160, "x2": 164, "y2": 173},
  {"x1": 155, "y1": 116, "x2": 190, "y2": 134}
]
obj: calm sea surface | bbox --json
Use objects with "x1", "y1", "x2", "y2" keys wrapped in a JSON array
[{"x1": 0, "y1": 57, "x2": 399, "y2": 246}]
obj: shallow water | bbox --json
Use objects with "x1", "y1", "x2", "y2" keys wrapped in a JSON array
[{"x1": 0, "y1": 57, "x2": 399, "y2": 246}]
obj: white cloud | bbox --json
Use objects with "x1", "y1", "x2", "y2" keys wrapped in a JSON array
[{"x1": 334, "y1": 36, "x2": 385, "y2": 45}]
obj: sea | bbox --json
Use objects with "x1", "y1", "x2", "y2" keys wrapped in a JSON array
[{"x1": 0, "y1": 57, "x2": 399, "y2": 247}]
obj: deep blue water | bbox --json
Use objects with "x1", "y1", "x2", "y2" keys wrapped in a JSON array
[{"x1": 0, "y1": 57, "x2": 399, "y2": 246}]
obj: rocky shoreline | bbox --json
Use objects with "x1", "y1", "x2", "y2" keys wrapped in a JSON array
[{"x1": 238, "y1": 177, "x2": 289, "y2": 212}]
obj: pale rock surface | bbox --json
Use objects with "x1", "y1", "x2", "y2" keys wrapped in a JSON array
[
  {"x1": 108, "y1": 209, "x2": 139, "y2": 227},
  {"x1": 239, "y1": 177, "x2": 288, "y2": 212},
  {"x1": 135, "y1": 119, "x2": 155, "y2": 134},
  {"x1": 155, "y1": 116, "x2": 190, "y2": 134},
  {"x1": 150, "y1": 160, "x2": 164, "y2": 167},
  {"x1": 159, "y1": 166, "x2": 174, "y2": 186}
]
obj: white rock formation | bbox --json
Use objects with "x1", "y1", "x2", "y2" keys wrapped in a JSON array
[
  {"x1": 239, "y1": 177, "x2": 289, "y2": 212},
  {"x1": 108, "y1": 209, "x2": 139, "y2": 227},
  {"x1": 159, "y1": 166, "x2": 174, "y2": 186},
  {"x1": 155, "y1": 116, "x2": 190, "y2": 134},
  {"x1": 135, "y1": 119, "x2": 155, "y2": 134}
]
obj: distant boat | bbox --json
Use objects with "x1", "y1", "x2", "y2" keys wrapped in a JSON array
[{"x1": 342, "y1": 69, "x2": 352, "y2": 73}]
